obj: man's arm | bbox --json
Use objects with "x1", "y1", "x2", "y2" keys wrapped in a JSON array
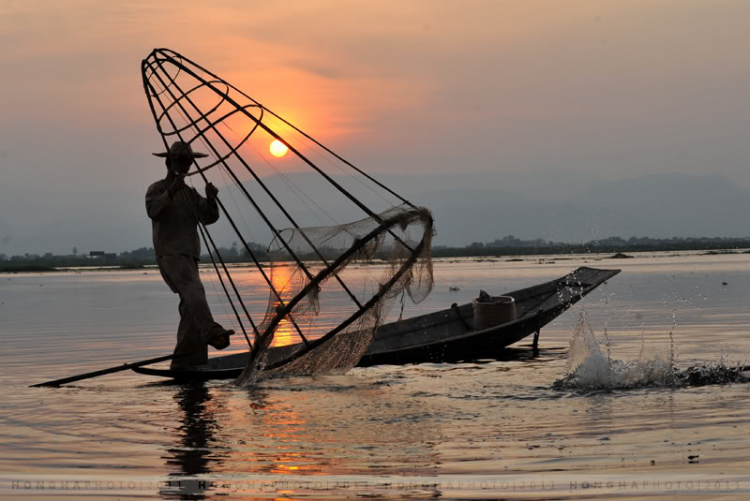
[
  {"x1": 145, "y1": 182, "x2": 171, "y2": 220},
  {"x1": 195, "y1": 183, "x2": 220, "y2": 225}
]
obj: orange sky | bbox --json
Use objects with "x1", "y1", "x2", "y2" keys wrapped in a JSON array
[
  {"x1": 3, "y1": 1, "x2": 750, "y2": 183},
  {"x1": 2, "y1": 1, "x2": 750, "y2": 253}
]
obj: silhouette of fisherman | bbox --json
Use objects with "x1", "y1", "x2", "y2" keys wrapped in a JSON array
[{"x1": 146, "y1": 141, "x2": 234, "y2": 369}]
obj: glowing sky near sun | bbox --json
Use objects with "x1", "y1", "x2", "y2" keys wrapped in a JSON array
[{"x1": 2, "y1": 0, "x2": 750, "y2": 253}]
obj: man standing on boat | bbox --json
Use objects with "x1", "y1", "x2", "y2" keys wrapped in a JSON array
[{"x1": 146, "y1": 141, "x2": 234, "y2": 369}]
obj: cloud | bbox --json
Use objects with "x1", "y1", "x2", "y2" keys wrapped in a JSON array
[{"x1": 284, "y1": 59, "x2": 344, "y2": 80}]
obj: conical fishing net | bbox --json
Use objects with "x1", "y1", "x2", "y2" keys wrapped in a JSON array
[{"x1": 141, "y1": 49, "x2": 433, "y2": 386}]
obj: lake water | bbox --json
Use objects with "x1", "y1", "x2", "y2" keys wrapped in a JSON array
[{"x1": 2, "y1": 252, "x2": 750, "y2": 500}]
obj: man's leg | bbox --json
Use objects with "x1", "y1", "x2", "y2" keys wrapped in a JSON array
[
  {"x1": 161, "y1": 255, "x2": 232, "y2": 349},
  {"x1": 171, "y1": 297, "x2": 209, "y2": 369}
]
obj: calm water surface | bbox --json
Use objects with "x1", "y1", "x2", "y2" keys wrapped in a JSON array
[{"x1": 2, "y1": 253, "x2": 750, "y2": 500}]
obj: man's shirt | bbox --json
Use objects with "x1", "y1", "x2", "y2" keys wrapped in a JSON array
[{"x1": 145, "y1": 179, "x2": 220, "y2": 258}]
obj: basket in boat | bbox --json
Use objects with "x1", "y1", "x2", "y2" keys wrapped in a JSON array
[{"x1": 472, "y1": 296, "x2": 517, "y2": 331}]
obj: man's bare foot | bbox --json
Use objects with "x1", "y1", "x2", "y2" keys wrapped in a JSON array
[{"x1": 208, "y1": 328, "x2": 234, "y2": 350}]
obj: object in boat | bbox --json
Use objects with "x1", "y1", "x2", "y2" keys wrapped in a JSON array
[
  {"x1": 472, "y1": 294, "x2": 517, "y2": 331},
  {"x1": 133, "y1": 266, "x2": 619, "y2": 381}
]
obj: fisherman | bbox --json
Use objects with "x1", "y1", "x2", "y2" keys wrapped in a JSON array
[{"x1": 146, "y1": 141, "x2": 234, "y2": 369}]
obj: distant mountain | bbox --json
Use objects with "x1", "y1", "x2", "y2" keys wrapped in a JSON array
[
  {"x1": 369, "y1": 170, "x2": 607, "y2": 202},
  {"x1": 408, "y1": 173, "x2": 750, "y2": 245},
  {"x1": 572, "y1": 173, "x2": 750, "y2": 238},
  {"x1": 193, "y1": 171, "x2": 750, "y2": 247}
]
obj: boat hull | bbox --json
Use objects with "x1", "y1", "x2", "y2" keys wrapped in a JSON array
[{"x1": 133, "y1": 266, "x2": 619, "y2": 381}]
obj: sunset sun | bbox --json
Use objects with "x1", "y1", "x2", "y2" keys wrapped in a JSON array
[{"x1": 270, "y1": 139, "x2": 288, "y2": 158}]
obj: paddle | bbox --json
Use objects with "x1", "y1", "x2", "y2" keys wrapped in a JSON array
[{"x1": 30, "y1": 353, "x2": 185, "y2": 388}]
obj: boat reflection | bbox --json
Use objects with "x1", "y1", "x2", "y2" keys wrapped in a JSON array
[
  {"x1": 155, "y1": 378, "x2": 441, "y2": 498},
  {"x1": 229, "y1": 387, "x2": 321, "y2": 475},
  {"x1": 160, "y1": 383, "x2": 225, "y2": 500},
  {"x1": 228, "y1": 383, "x2": 440, "y2": 478}
]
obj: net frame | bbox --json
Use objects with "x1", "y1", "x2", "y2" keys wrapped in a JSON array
[{"x1": 141, "y1": 48, "x2": 433, "y2": 382}]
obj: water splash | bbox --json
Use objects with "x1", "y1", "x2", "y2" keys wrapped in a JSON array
[{"x1": 554, "y1": 313, "x2": 750, "y2": 391}]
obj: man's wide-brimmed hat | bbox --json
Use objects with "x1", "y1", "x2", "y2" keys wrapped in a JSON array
[{"x1": 152, "y1": 140, "x2": 208, "y2": 159}]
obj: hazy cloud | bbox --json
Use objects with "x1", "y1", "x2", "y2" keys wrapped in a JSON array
[{"x1": 2, "y1": 1, "x2": 750, "y2": 254}]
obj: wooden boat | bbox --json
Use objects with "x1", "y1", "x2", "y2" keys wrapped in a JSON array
[{"x1": 133, "y1": 266, "x2": 619, "y2": 381}]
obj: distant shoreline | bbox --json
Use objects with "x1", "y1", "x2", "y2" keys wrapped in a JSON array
[
  {"x1": 431, "y1": 241, "x2": 750, "y2": 258},
  {"x1": 2, "y1": 246, "x2": 749, "y2": 274}
]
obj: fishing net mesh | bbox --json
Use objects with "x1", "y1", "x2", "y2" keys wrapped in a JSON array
[{"x1": 236, "y1": 205, "x2": 433, "y2": 385}]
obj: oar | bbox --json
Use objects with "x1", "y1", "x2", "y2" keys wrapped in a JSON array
[{"x1": 30, "y1": 353, "x2": 185, "y2": 388}]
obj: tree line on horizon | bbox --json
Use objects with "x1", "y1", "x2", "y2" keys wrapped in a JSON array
[{"x1": 2, "y1": 235, "x2": 750, "y2": 271}]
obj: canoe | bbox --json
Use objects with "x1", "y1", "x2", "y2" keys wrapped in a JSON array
[{"x1": 133, "y1": 266, "x2": 619, "y2": 381}]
